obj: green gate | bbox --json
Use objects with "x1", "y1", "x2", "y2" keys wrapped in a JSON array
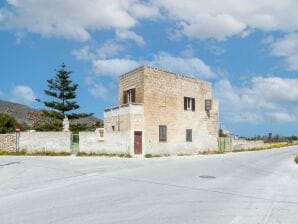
[
  {"x1": 218, "y1": 137, "x2": 232, "y2": 152},
  {"x1": 71, "y1": 133, "x2": 80, "y2": 155}
]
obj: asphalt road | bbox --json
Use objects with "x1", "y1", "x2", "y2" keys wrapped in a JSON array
[{"x1": 0, "y1": 146, "x2": 297, "y2": 224}]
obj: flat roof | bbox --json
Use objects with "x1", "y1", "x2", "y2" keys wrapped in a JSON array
[{"x1": 119, "y1": 65, "x2": 211, "y2": 86}]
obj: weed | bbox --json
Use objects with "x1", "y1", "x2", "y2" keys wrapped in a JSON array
[{"x1": 77, "y1": 152, "x2": 132, "y2": 158}]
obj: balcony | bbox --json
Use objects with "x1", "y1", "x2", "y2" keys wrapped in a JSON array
[{"x1": 104, "y1": 103, "x2": 143, "y2": 118}]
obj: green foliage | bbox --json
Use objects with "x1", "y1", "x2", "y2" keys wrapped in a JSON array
[
  {"x1": 33, "y1": 120, "x2": 62, "y2": 131},
  {"x1": 70, "y1": 120, "x2": 104, "y2": 133},
  {"x1": 42, "y1": 63, "x2": 93, "y2": 120},
  {"x1": 0, "y1": 113, "x2": 16, "y2": 133}
]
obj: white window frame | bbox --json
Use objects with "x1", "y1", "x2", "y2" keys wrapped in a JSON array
[{"x1": 128, "y1": 90, "x2": 132, "y2": 104}]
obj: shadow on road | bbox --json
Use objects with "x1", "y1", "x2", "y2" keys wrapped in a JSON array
[{"x1": 0, "y1": 161, "x2": 21, "y2": 167}]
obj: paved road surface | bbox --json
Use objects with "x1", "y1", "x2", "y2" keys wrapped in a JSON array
[{"x1": 0, "y1": 146, "x2": 297, "y2": 224}]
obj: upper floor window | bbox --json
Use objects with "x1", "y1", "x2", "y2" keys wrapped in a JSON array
[
  {"x1": 123, "y1": 88, "x2": 136, "y2": 104},
  {"x1": 184, "y1": 97, "x2": 195, "y2": 111}
]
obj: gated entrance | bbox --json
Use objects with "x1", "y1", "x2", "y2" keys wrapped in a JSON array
[
  {"x1": 71, "y1": 133, "x2": 79, "y2": 154},
  {"x1": 218, "y1": 137, "x2": 232, "y2": 152},
  {"x1": 134, "y1": 131, "x2": 142, "y2": 155}
]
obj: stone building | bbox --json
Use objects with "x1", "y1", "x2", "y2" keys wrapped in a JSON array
[{"x1": 103, "y1": 65, "x2": 219, "y2": 156}]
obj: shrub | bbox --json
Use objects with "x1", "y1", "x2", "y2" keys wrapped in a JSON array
[
  {"x1": 0, "y1": 113, "x2": 17, "y2": 133},
  {"x1": 295, "y1": 155, "x2": 298, "y2": 164},
  {"x1": 33, "y1": 121, "x2": 62, "y2": 131}
]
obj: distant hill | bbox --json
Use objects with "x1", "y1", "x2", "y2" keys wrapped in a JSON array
[{"x1": 0, "y1": 100, "x2": 102, "y2": 127}]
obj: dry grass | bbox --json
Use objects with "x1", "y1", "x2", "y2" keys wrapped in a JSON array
[
  {"x1": 0, "y1": 149, "x2": 70, "y2": 156},
  {"x1": 77, "y1": 152, "x2": 132, "y2": 158}
]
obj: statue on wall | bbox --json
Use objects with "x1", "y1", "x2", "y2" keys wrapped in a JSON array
[{"x1": 63, "y1": 116, "x2": 70, "y2": 132}]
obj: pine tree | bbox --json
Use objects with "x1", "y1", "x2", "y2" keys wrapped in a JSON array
[{"x1": 42, "y1": 63, "x2": 92, "y2": 120}]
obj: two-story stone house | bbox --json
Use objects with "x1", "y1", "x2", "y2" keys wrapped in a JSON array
[{"x1": 103, "y1": 66, "x2": 219, "y2": 156}]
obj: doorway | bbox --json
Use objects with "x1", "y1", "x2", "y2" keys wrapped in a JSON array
[{"x1": 134, "y1": 131, "x2": 142, "y2": 155}]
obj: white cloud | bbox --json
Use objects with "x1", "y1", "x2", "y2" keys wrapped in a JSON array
[
  {"x1": 267, "y1": 111, "x2": 297, "y2": 123},
  {"x1": 214, "y1": 76, "x2": 298, "y2": 124},
  {"x1": 92, "y1": 58, "x2": 140, "y2": 77},
  {"x1": 150, "y1": 52, "x2": 216, "y2": 79},
  {"x1": 153, "y1": 0, "x2": 298, "y2": 40},
  {"x1": 116, "y1": 29, "x2": 145, "y2": 46},
  {"x1": 11, "y1": 85, "x2": 36, "y2": 105},
  {"x1": 96, "y1": 41, "x2": 124, "y2": 59},
  {"x1": 72, "y1": 46, "x2": 91, "y2": 60},
  {"x1": 2, "y1": 0, "x2": 298, "y2": 42},
  {"x1": 91, "y1": 52, "x2": 216, "y2": 79},
  {"x1": 271, "y1": 32, "x2": 298, "y2": 70},
  {"x1": 72, "y1": 41, "x2": 124, "y2": 61},
  {"x1": 0, "y1": 0, "x2": 159, "y2": 41},
  {"x1": 88, "y1": 82, "x2": 110, "y2": 100}
]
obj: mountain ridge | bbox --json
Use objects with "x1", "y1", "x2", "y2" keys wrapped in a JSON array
[{"x1": 0, "y1": 100, "x2": 101, "y2": 126}]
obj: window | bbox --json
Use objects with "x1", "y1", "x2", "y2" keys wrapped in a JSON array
[
  {"x1": 159, "y1": 125, "x2": 167, "y2": 142},
  {"x1": 123, "y1": 88, "x2": 136, "y2": 104},
  {"x1": 186, "y1": 129, "x2": 192, "y2": 142},
  {"x1": 184, "y1": 97, "x2": 195, "y2": 111},
  {"x1": 112, "y1": 126, "x2": 115, "y2": 131},
  {"x1": 205, "y1": 99, "x2": 212, "y2": 111}
]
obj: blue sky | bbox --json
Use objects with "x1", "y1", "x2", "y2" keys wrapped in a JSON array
[{"x1": 0, "y1": 0, "x2": 298, "y2": 137}]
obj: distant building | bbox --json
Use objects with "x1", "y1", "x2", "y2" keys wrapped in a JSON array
[{"x1": 102, "y1": 66, "x2": 219, "y2": 156}]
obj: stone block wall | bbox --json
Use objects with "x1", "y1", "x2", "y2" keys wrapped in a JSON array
[
  {"x1": 232, "y1": 139, "x2": 265, "y2": 151},
  {"x1": 105, "y1": 65, "x2": 220, "y2": 155},
  {"x1": 118, "y1": 66, "x2": 145, "y2": 106},
  {"x1": 142, "y1": 66, "x2": 219, "y2": 154},
  {"x1": 0, "y1": 134, "x2": 16, "y2": 152}
]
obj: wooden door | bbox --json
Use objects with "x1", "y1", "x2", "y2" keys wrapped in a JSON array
[{"x1": 134, "y1": 131, "x2": 142, "y2": 154}]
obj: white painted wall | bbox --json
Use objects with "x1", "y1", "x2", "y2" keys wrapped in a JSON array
[
  {"x1": 79, "y1": 131, "x2": 130, "y2": 154},
  {"x1": 20, "y1": 132, "x2": 71, "y2": 153}
]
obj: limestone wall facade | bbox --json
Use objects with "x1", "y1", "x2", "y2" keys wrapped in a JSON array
[
  {"x1": 104, "y1": 66, "x2": 219, "y2": 155},
  {"x1": 142, "y1": 67, "x2": 219, "y2": 154},
  {"x1": 0, "y1": 134, "x2": 16, "y2": 152}
]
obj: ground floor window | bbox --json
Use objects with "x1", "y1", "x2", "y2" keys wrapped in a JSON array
[
  {"x1": 159, "y1": 125, "x2": 167, "y2": 142},
  {"x1": 186, "y1": 129, "x2": 192, "y2": 142}
]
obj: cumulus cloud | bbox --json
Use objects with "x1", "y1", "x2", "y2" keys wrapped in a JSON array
[
  {"x1": 90, "y1": 51, "x2": 216, "y2": 79},
  {"x1": 96, "y1": 41, "x2": 124, "y2": 59},
  {"x1": 0, "y1": 0, "x2": 159, "y2": 41},
  {"x1": 72, "y1": 46, "x2": 91, "y2": 60},
  {"x1": 271, "y1": 32, "x2": 298, "y2": 71},
  {"x1": 92, "y1": 58, "x2": 140, "y2": 77},
  {"x1": 153, "y1": 0, "x2": 298, "y2": 40},
  {"x1": 11, "y1": 85, "x2": 36, "y2": 105},
  {"x1": 214, "y1": 76, "x2": 298, "y2": 123},
  {"x1": 88, "y1": 82, "x2": 112, "y2": 101},
  {"x1": 72, "y1": 41, "x2": 124, "y2": 61},
  {"x1": 2, "y1": 0, "x2": 298, "y2": 42},
  {"x1": 116, "y1": 29, "x2": 145, "y2": 46},
  {"x1": 150, "y1": 52, "x2": 216, "y2": 79}
]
